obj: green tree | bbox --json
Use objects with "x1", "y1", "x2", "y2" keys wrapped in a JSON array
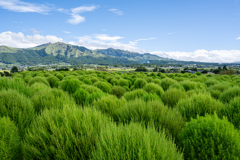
[{"x1": 10, "y1": 66, "x2": 18, "y2": 73}]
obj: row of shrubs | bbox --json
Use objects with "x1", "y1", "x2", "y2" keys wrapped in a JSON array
[{"x1": 1, "y1": 70, "x2": 240, "y2": 159}]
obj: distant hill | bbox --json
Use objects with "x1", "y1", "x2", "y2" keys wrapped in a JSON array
[{"x1": 0, "y1": 42, "x2": 173, "y2": 65}]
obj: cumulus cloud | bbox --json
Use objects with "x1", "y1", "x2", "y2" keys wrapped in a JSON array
[
  {"x1": 69, "y1": 34, "x2": 147, "y2": 53},
  {"x1": 67, "y1": 5, "x2": 98, "y2": 25},
  {"x1": 1, "y1": 31, "x2": 240, "y2": 63},
  {"x1": 30, "y1": 28, "x2": 40, "y2": 34},
  {"x1": 0, "y1": 31, "x2": 63, "y2": 48},
  {"x1": 150, "y1": 49, "x2": 240, "y2": 63},
  {"x1": 0, "y1": 0, "x2": 53, "y2": 14},
  {"x1": 109, "y1": 8, "x2": 123, "y2": 15},
  {"x1": 236, "y1": 37, "x2": 240, "y2": 40}
]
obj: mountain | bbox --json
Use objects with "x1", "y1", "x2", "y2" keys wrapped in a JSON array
[{"x1": 0, "y1": 42, "x2": 172, "y2": 65}]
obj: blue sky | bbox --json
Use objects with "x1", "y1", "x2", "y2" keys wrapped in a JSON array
[{"x1": 0, "y1": 0, "x2": 240, "y2": 63}]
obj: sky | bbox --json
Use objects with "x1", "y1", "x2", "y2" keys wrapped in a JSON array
[{"x1": 0, "y1": 0, "x2": 240, "y2": 63}]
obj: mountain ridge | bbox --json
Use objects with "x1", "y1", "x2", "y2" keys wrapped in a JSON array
[{"x1": 0, "y1": 42, "x2": 172, "y2": 65}]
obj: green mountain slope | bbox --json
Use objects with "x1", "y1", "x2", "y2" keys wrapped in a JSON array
[{"x1": 0, "y1": 42, "x2": 173, "y2": 65}]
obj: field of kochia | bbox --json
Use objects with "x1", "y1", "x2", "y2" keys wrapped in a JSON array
[{"x1": 1, "y1": 70, "x2": 240, "y2": 160}]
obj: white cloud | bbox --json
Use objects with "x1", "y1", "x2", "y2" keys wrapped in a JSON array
[
  {"x1": 168, "y1": 33, "x2": 174, "y2": 35},
  {"x1": 236, "y1": 37, "x2": 240, "y2": 40},
  {"x1": 1, "y1": 31, "x2": 240, "y2": 63},
  {"x1": 129, "y1": 37, "x2": 156, "y2": 46},
  {"x1": 0, "y1": 0, "x2": 52, "y2": 14},
  {"x1": 151, "y1": 49, "x2": 240, "y2": 63},
  {"x1": 70, "y1": 34, "x2": 147, "y2": 53},
  {"x1": 109, "y1": 8, "x2": 123, "y2": 15},
  {"x1": 67, "y1": 5, "x2": 98, "y2": 25},
  {"x1": 30, "y1": 28, "x2": 40, "y2": 34},
  {"x1": 0, "y1": 31, "x2": 63, "y2": 48},
  {"x1": 63, "y1": 31, "x2": 71, "y2": 34}
]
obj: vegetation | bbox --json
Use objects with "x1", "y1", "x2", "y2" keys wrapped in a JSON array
[{"x1": 0, "y1": 70, "x2": 240, "y2": 159}]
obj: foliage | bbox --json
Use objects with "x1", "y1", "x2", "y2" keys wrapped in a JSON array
[
  {"x1": 133, "y1": 78, "x2": 147, "y2": 89},
  {"x1": 161, "y1": 88, "x2": 187, "y2": 107},
  {"x1": 123, "y1": 89, "x2": 147, "y2": 101},
  {"x1": 73, "y1": 88, "x2": 89, "y2": 106},
  {"x1": 224, "y1": 97, "x2": 240, "y2": 129},
  {"x1": 85, "y1": 92, "x2": 106, "y2": 105},
  {"x1": 0, "y1": 117, "x2": 21, "y2": 160},
  {"x1": 179, "y1": 114, "x2": 240, "y2": 160},
  {"x1": 93, "y1": 95, "x2": 126, "y2": 116},
  {"x1": 47, "y1": 76, "x2": 59, "y2": 88},
  {"x1": 91, "y1": 123, "x2": 183, "y2": 160},
  {"x1": 93, "y1": 81, "x2": 112, "y2": 93},
  {"x1": 0, "y1": 89, "x2": 35, "y2": 137},
  {"x1": 23, "y1": 106, "x2": 111, "y2": 160},
  {"x1": 219, "y1": 86, "x2": 240, "y2": 103},
  {"x1": 141, "y1": 93, "x2": 162, "y2": 102},
  {"x1": 82, "y1": 78, "x2": 93, "y2": 85},
  {"x1": 28, "y1": 76, "x2": 50, "y2": 87},
  {"x1": 111, "y1": 86, "x2": 126, "y2": 98},
  {"x1": 10, "y1": 66, "x2": 18, "y2": 73},
  {"x1": 59, "y1": 79, "x2": 82, "y2": 94},
  {"x1": 31, "y1": 88, "x2": 74, "y2": 113},
  {"x1": 160, "y1": 78, "x2": 178, "y2": 91},
  {"x1": 176, "y1": 93, "x2": 225, "y2": 121},
  {"x1": 143, "y1": 83, "x2": 164, "y2": 97},
  {"x1": 114, "y1": 99, "x2": 185, "y2": 142}
]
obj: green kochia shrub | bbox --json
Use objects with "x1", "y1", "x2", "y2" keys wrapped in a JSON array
[
  {"x1": 141, "y1": 93, "x2": 162, "y2": 102},
  {"x1": 224, "y1": 97, "x2": 240, "y2": 129},
  {"x1": 30, "y1": 82, "x2": 50, "y2": 94},
  {"x1": 179, "y1": 114, "x2": 240, "y2": 160},
  {"x1": 85, "y1": 92, "x2": 106, "y2": 105},
  {"x1": 73, "y1": 88, "x2": 89, "y2": 106},
  {"x1": 208, "y1": 82, "x2": 232, "y2": 99},
  {"x1": 152, "y1": 79, "x2": 161, "y2": 84},
  {"x1": 55, "y1": 73, "x2": 64, "y2": 80},
  {"x1": 0, "y1": 78, "x2": 32, "y2": 97},
  {"x1": 82, "y1": 78, "x2": 93, "y2": 85},
  {"x1": 111, "y1": 86, "x2": 126, "y2": 98},
  {"x1": 115, "y1": 99, "x2": 185, "y2": 141},
  {"x1": 90, "y1": 77, "x2": 99, "y2": 83},
  {"x1": 23, "y1": 106, "x2": 111, "y2": 160},
  {"x1": 59, "y1": 79, "x2": 83, "y2": 94},
  {"x1": 28, "y1": 76, "x2": 50, "y2": 86},
  {"x1": 204, "y1": 78, "x2": 219, "y2": 87},
  {"x1": 110, "y1": 78, "x2": 119, "y2": 86},
  {"x1": 94, "y1": 81, "x2": 112, "y2": 93},
  {"x1": 160, "y1": 78, "x2": 178, "y2": 91},
  {"x1": 91, "y1": 123, "x2": 183, "y2": 160},
  {"x1": 0, "y1": 117, "x2": 21, "y2": 160},
  {"x1": 118, "y1": 79, "x2": 129, "y2": 87},
  {"x1": 180, "y1": 80, "x2": 206, "y2": 91},
  {"x1": 123, "y1": 89, "x2": 147, "y2": 101},
  {"x1": 161, "y1": 88, "x2": 187, "y2": 107},
  {"x1": 219, "y1": 86, "x2": 240, "y2": 103},
  {"x1": 81, "y1": 84, "x2": 103, "y2": 93},
  {"x1": 143, "y1": 83, "x2": 164, "y2": 97},
  {"x1": 31, "y1": 88, "x2": 75, "y2": 114},
  {"x1": 133, "y1": 78, "x2": 147, "y2": 89},
  {"x1": 93, "y1": 95, "x2": 126, "y2": 117},
  {"x1": 0, "y1": 89, "x2": 35, "y2": 137},
  {"x1": 47, "y1": 76, "x2": 59, "y2": 88},
  {"x1": 176, "y1": 94, "x2": 225, "y2": 121}
]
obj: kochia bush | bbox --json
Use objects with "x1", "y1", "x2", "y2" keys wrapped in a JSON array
[
  {"x1": 73, "y1": 88, "x2": 89, "y2": 106},
  {"x1": 94, "y1": 81, "x2": 112, "y2": 93},
  {"x1": 59, "y1": 79, "x2": 83, "y2": 94},
  {"x1": 123, "y1": 89, "x2": 147, "y2": 101},
  {"x1": 219, "y1": 86, "x2": 240, "y2": 103},
  {"x1": 143, "y1": 83, "x2": 164, "y2": 97},
  {"x1": 160, "y1": 78, "x2": 178, "y2": 91},
  {"x1": 161, "y1": 88, "x2": 187, "y2": 107},
  {"x1": 0, "y1": 117, "x2": 21, "y2": 160},
  {"x1": 0, "y1": 89, "x2": 35, "y2": 137},
  {"x1": 28, "y1": 76, "x2": 50, "y2": 86},
  {"x1": 23, "y1": 106, "x2": 111, "y2": 160},
  {"x1": 91, "y1": 123, "x2": 183, "y2": 160},
  {"x1": 176, "y1": 94, "x2": 225, "y2": 121},
  {"x1": 111, "y1": 86, "x2": 126, "y2": 98},
  {"x1": 133, "y1": 78, "x2": 147, "y2": 89},
  {"x1": 47, "y1": 76, "x2": 59, "y2": 88},
  {"x1": 224, "y1": 97, "x2": 240, "y2": 129},
  {"x1": 179, "y1": 114, "x2": 240, "y2": 160}
]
